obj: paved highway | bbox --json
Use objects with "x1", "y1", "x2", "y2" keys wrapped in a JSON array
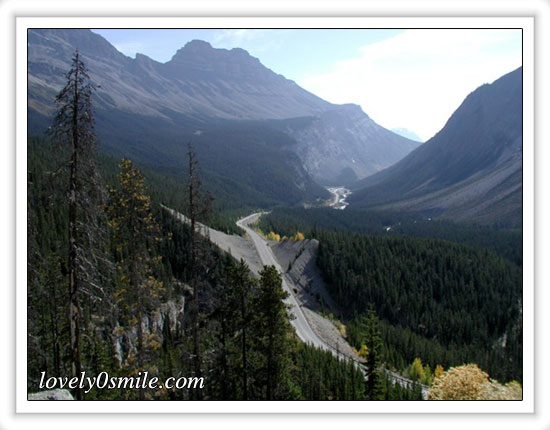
[
  {"x1": 236, "y1": 213, "x2": 329, "y2": 349},
  {"x1": 165, "y1": 206, "x2": 428, "y2": 397},
  {"x1": 236, "y1": 212, "x2": 428, "y2": 398}
]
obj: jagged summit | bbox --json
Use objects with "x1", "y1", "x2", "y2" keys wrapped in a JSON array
[
  {"x1": 170, "y1": 40, "x2": 213, "y2": 59},
  {"x1": 185, "y1": 39, "x2": 213, "y2": 49},
  {"x1": 167, "y1": 39, "x2": 266, "y2": 83}
]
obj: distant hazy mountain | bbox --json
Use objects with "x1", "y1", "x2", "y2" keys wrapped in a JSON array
[
  {"x1": 27, "y1": 29, "x2": 419, "y2": 189},
  {"x1": 349, "y1": 67, "x2": 522, "y2": 226},
  {"x1": 391, "y1": 127, "x2": 423, "y2": 142}
]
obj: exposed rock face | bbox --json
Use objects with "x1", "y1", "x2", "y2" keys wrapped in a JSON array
[
  {"x1": 28, "y1": 29, "x2": 419, "y2": 185},
  {"x1": 269, "y1": 238, "x2": 356, "y2": 359},
  {"x1": 350, "y1": 67, "x2": 523, "y2": 226},
  {"x1": 270, "y1": 239, "x2": 339, "y2": 313},
  {"x1": 28, "y1": 389, "x2": 74, "y2": 400},
  {"x1": 113, "y1": 296, "x2": 185, "y2": 365},
  {"x1": 282, "y1": 104, "x2": 420, "y2": 184}
]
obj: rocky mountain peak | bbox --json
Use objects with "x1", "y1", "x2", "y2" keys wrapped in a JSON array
[
  {"x1": 169, "y1": 40, "x2": 261, "y2": 70},
  {"x1": 171, "y1": 39, "x2": 214, "y2": 58}
]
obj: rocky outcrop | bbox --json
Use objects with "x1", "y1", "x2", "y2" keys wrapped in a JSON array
[
  {"x1": 112, "y1": 296, "x2": 186, "y2": 365},
  {"x1": 283, "y1": 104, "x2": 420, "y2": 184},
  {"x1": 28, "y1": 389, "x2": 74, "y2": 400},
  {"x1": 270, "y1": 239, "x2": 339, "y2": 313}
]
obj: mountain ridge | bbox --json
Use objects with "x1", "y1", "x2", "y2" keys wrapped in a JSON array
[{"x1": 27, "y1": 29, "x2": 420, "y2": 185}]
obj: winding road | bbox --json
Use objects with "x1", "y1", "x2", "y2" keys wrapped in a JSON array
[
  {"x1": 236, "y1": 213, "x2": 329, "y2": 349},
  {"x1": 164, "y1": 205, "x2": 428, "y2": 397},
  {"x1": 236, "y1": 212, "x2": 428, "y2": 398}
]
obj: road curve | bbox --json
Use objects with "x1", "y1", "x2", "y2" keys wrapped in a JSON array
[
  {"x1": 237, "y1": 213, "x2": 329, "y2": 350},
  {"x1": 163, "y1": 206, "x2": 428, "y2": 397},
  {"x1": 236, "y1": 212, "x2": 429, "y2": 398}
]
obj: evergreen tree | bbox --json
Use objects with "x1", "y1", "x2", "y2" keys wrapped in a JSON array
[
  {"x1": 107, "y1": 158, "x2": 164, "y2": 399},
  {"x1": 253, "y1": 265, "x2": 294, "y2": 400},
  {"x1": 362, "y1": 307, "x2": 384, "y2": 400},
  {"x1": 229, "y1": 259, "x2": 254, "y2": 400},
  {"x1": 49, "y1": 51, "x2": 106, "y2": 399},
  {"x1": 186, "y1": 142, "x2": 213, "y2": 399},
  {"x1": 210, "y1": 257, "x2": 239, "y2": 399}
]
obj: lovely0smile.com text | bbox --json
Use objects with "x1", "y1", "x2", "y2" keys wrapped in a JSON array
[{"x1": 38, "y1": 371, "x2": 204, "y2": 394}]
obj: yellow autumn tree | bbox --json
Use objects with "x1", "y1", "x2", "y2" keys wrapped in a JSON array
[
  {"x1": 293, "y1": 231, "x2": 305, "y2": 241},
  {"x1": 266, "y1": 231, "x2": 281, "y2": 241},
  {"x1": 409, "y1": 357, "x2": 426, "y2": 382},
  {"x1": 427, "y1": 364, "x2": 487, "y2": 400},
  {"x1": 357, "y1": 344, "x2": 369, "y2": 360},
  {"x1": 338, "y1": 324, "x2": 346, "y2": 337}
]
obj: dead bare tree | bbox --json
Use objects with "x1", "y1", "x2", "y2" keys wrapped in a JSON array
[
  {"x1": 50, "y1": 50, "x2": 108, "y2": 399},
  {"x1": 186, "y1": 142, "x2": 213, "y2": 400}
]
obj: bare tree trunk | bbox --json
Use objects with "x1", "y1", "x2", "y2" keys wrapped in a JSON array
[
  {"x1": 188, "y1": 144, "x2": 202, "y2": 400},
  {"x1": 52, "y1": 50, "x2": 102, "y2": 401},
  {"x1": 49, "y1": 281, "x2": 60, "y2": 376},
  {"x1": 68, "y1": 59, "x2": 82, "y2": 400},
  {"x1": 241, "y1": 295, "x2": 248, "y2": 400},
  {"x1": 136, "y1": 269, "x2": 145, "y2": 401}
]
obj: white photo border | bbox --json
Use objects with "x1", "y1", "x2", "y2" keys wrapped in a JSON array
[{"x1": 0, "y1": 0, "x2": 546, "y2": 428}]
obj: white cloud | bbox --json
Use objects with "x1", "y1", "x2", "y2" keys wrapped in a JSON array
[
  {"x1": 211, "y1": 29, "x2": 294, "y2": 54},
  {"x1": 299, "y1": 29, "x2": 521, "y2": 141},
  {"x1": 212, "y1": 29, "x2": 266, "y2": 45}
]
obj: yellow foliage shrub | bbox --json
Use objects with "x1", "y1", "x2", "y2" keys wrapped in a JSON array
[
  {"x1": 427, "y1": 363, "x2": 522, "y2": 400},
  {"x1": 293, "y1": 231, "x2": 305, "y2": 241},
  {"x1": 266, "y1": 231, "x2": 281, "y2": 241}
]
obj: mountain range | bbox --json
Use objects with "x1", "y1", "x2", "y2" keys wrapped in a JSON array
[
  {"x1": 349, "y1": 67, "x2": 523, "y2": 226},
  {"x1": 27, "y1": 29, "x2": 419, "y2": 201},
  {"x1": 27, "y1": 29, "x2": 522, "y2": 226}
]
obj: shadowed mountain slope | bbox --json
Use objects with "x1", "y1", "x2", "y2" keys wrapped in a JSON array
[{"x1": 349, "y1": 67, "x2": 523, "y2": 226}]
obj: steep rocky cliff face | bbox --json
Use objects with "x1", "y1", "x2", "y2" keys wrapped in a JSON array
[
  {"x1": 112, "y1": 296, "x2": 186, "y2": 366},
  {"x1": 279, "y1": 104, "x2": 419, "y2": 184}
]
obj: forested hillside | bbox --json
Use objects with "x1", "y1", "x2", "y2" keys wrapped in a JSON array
[
  {"x1": 30, "y1": 137, "x2": 412, "y2": 400},
  {"x1": 259, "y1": 207, "x2": 522, "y2": 266},
  {"x1": 30, "y1": 106, "x2": 330, "y2": 213},
  {"x1": 316, "y1": 231, "x2": 522, "y2": 383},
  {"x1": 258, "y1": 209, "x2": 522, "y2": 383}
]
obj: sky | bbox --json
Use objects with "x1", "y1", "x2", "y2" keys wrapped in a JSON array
[{"x1": 92, "y1": 28, "x2": 522, "y2": 141}]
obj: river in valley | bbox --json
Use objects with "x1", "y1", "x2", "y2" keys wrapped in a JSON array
[{"x1": 326, "y1": 187, "x2": 352, "y2": 210}]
